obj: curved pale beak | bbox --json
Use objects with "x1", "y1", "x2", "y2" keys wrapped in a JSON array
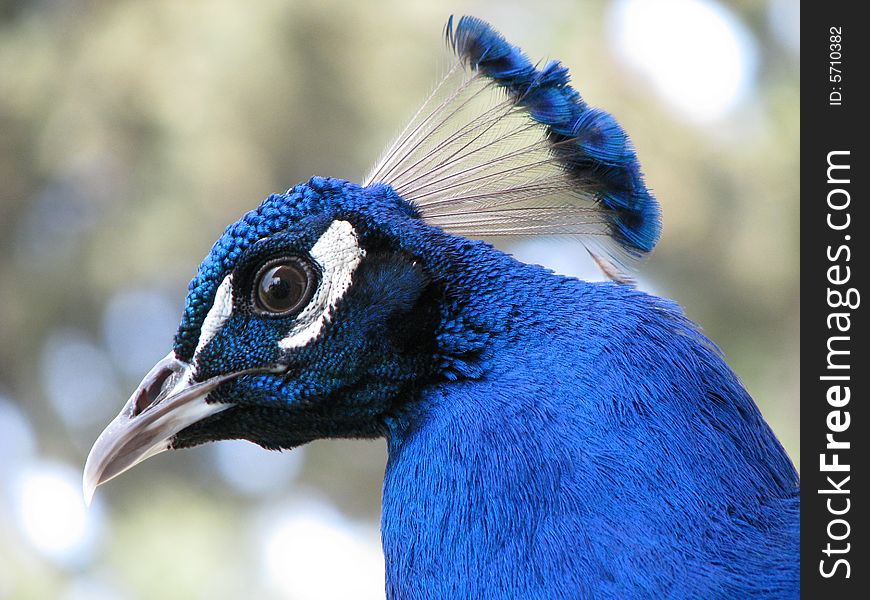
[{"x1": 82, "y1": 352, "x2": 256, "y2": 505}]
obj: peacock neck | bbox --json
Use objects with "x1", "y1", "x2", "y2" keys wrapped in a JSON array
[
  {"x1": 381, "y1": 369, "x2": 588, "y2": 599},
  {"x1": 378, "y1": 253, "x2": 800, "y2": 598},
  {"x1": 378, "y1": 266, "x2": 607, "y2": 598}
]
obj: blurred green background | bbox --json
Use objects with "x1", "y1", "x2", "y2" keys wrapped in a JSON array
[{"x1": 1, "y1": 0, "x2": 798, "y2": 598}]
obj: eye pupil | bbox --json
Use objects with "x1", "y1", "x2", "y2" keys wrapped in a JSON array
[
  {"x1": 255, "y1": 260, "x2": 313, "y2": 314},
  {"x1": 266, "y1": 274, "x2": 291, "y2": 300}
]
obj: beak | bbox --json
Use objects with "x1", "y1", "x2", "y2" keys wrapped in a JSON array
[{"x1": 82, "y1": 351, "x2": 259, "y2": 505}]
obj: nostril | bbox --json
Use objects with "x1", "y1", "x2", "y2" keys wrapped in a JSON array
[{"x1": 133, "y1": 367, "x2": 175, "y2": 416}]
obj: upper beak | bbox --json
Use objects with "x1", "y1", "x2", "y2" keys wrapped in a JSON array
[{"x1": 82, "y1": 352, "x2": 257, "y2": 505}]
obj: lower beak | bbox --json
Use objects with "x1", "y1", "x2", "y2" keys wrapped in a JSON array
[{"x1": 82, "y1": 352, "x2": 255, "y2": 505}]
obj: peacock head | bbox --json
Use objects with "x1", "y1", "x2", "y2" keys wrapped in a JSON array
[
  {"x1": 84, "y1": 15, "x2": 661, "y2": 503},
  {"x1": 83, "y1": 178, "x2": 450, "y2": 502}
]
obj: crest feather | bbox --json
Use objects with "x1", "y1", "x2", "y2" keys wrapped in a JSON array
[{"x1": 365, "y1": 15, "x2": 661, "y2": 278}]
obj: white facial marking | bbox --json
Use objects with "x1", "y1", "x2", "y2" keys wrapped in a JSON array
[
  {"x1": 193, "y1": 273, "x2": 234, "y2": 360},
  {"x1": 278, "y1": 220, "x2": 365, "y2": 350}
]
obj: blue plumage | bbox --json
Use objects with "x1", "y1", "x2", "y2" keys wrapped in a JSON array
[
  {"x1": 381, "y1": 244, "x2": 799, "y2": 597},
  {"x1": 446, "y1": 15, "x2": 660, "y2": 256},
  {"x1": 84, "y1": 16, "x2": 800, "y2": 599}
]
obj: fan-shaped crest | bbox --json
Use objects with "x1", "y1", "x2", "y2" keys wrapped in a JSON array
[{"x1": 365, "y1": 16, "x2": 661, "y2": 279}]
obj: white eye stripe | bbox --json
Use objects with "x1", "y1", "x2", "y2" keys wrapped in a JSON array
[
  {"x1": 191, "y1": 221, "x2": 364, "y2": 360},
  {"x1": 193, "y1": 273, "x2": 234, "y2": 361},
  {"x1": 278, "y1": 220, "x2": 365, "y2": 350}
]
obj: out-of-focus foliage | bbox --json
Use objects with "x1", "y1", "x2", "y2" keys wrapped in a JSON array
[{"x1": 0, "y1": 0, "x2": 797, "y2": 598}]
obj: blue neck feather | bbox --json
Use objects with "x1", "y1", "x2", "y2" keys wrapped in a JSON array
[{"x1": 379, "y1": 229, "x2": 799, "y2": 598}]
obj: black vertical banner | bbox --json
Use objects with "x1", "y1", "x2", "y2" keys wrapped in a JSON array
[{"x1": 802, "y1": 3, "x2": 867, "y2": 597}]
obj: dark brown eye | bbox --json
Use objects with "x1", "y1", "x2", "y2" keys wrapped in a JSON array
[{"x1": 253, "y1": 258, "x2": 316, "y2": 315}]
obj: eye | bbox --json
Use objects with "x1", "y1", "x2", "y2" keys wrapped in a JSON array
[{"x1": 252, "y1": 257, "x2": 317, "y2": 316}]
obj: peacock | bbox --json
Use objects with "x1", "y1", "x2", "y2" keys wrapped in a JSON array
[{"x1": 84, "y1": 16, "x2": 800, "y2": 598}]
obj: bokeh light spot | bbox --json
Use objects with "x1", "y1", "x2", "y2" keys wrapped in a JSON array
[
  {"x1": 102, "y1": 288, "x2": 180, "y2": 379},
  {"x1": 258, "y1": 501, "x2": 384, "y2": 600},
  {"x1": 0, "y1": 397, "x2": 37, "y2": 479},
  {"x1": 213, "y1": 440, "x2": 305, "y2": 497},
  {"x1": 607, "y1": 0, "x2": 758, "y2": 123},
  {"x1": 11, "y1": 461, "x2": 103, "y2": 566},
  {"x1": 41, "y1": 329, "x2": 119, "y2": 430}
]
